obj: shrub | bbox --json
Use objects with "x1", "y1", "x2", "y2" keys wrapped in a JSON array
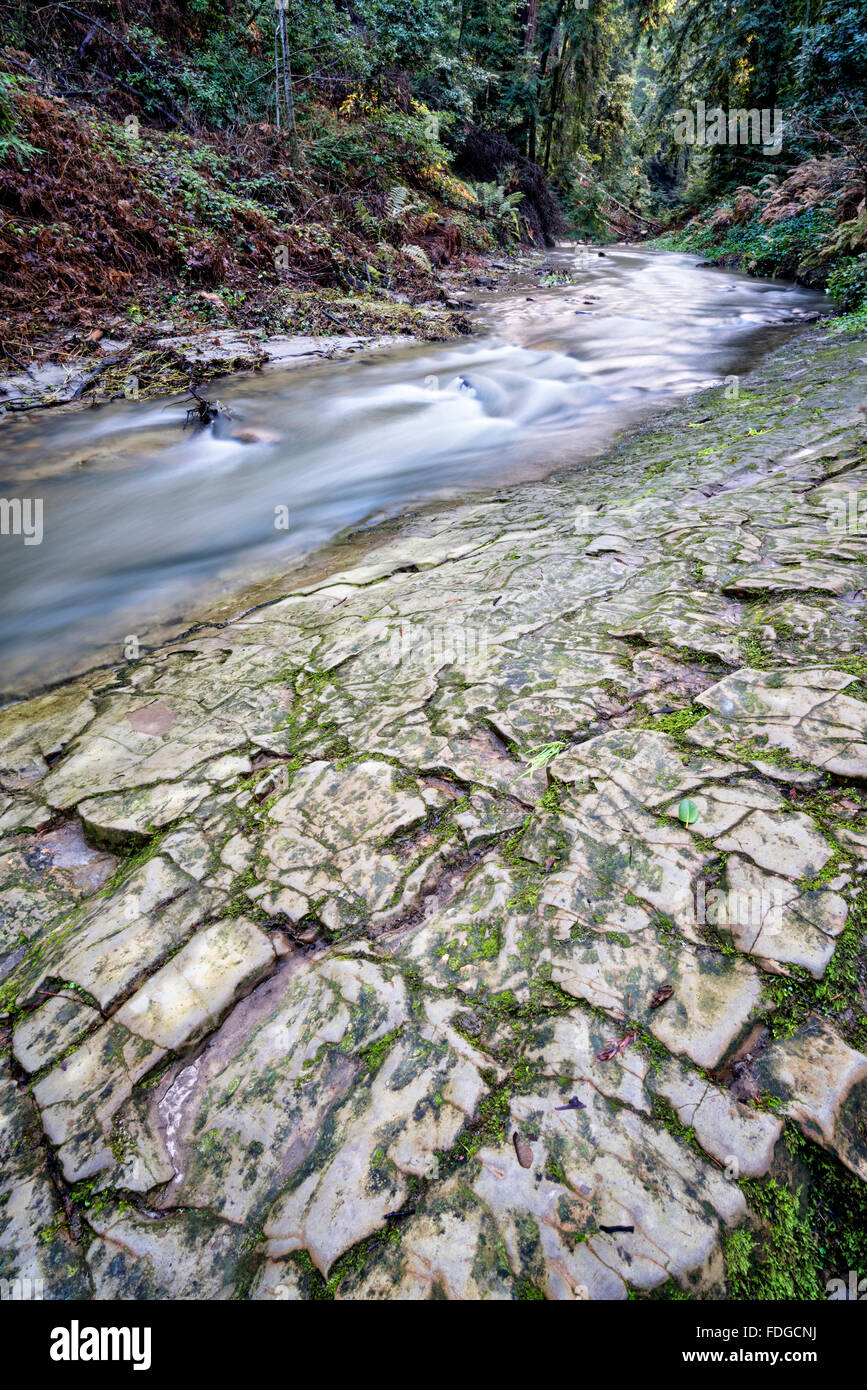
[
  {"x1": 0, "y1": 72, "x2": 40, "y2": 165},
  {"x1": 471, "y1": 181, "x2": 524, "y2": 242},
  {"x1": 828, "y1": 253, "x2": 867, "y2": 312}
]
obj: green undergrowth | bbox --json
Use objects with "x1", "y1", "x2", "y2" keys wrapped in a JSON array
[
  {"x1": 727, "y1": 1178, "x2": 822, "y2": 1299},
  {"x1": 634, "y1": 703, "x2": 706, "y2": 737},
  {"x1": 654, "y1": 203, "x2": 835, "y2": 288},
  {"x1": 727, "y1": 1131, "x2": 867, "y2": 1300}
]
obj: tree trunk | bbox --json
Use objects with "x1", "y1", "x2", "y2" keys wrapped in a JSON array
[
  {"x1": 522, "y1": 0, "x2": 539, "y2": 51},
  {"x1": 543, "y1": 42, "x2": 567, "y2": 171},
  {"x1": 277, "y1": 3, "x2": 299, "y2": 168}
]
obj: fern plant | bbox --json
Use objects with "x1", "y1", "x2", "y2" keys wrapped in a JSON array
[
  {"x1": 0, "y1": 73, "x2": 39, "y2": 166},
  {"x1": 471, "y1": 182, "x2": 524, "y2": 241},
  {"x1": 823, "y1": 201, "x2": 867, "y2": 257},
  {"x1": 401, "y1": 243, "x2": 434, "y2": 275},
  {"x1": 385, "y1": 184, "x2": 431, "y2": 224}
]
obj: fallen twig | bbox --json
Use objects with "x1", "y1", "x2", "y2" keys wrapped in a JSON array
[
  {"x1": 70, "y1": 357, "x2": 122, "y2": 399},
  {"x1": 0, "y1": 342, "x2": 36, "y2": 378}
]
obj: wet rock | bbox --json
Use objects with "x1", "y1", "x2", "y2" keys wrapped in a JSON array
[
  {"x1": 13, "y1": 991, "x2": 101, "y2": 1073},
  {"x1": 86, "y1": 1204, "x2": 248, "y2": 1299},
  {"x1": 0, "y1": 680, "x2": 98, "y2": 791},
  {"x1": 112, "y1": 916, "x2": 275, "y2": 1049},
  {"x1": 339, "y1": 1059, "x2": 746, "y2": 1299},
  {"x1": 0, "y1": 820, "x2": 117, "y2": 975},
  {"x1": 12, "y1": 856, "x2": 222, "y2": 1012},
  {"x1": 31, "y1": 918, "x2": 273, "y2": 1182},
  {"x1": 0, "y1": 1062, "x2": 90, "y2": 1297},
  {"x1": 718, "y1": 855, "x2": 847, "y2": 977},
  {"x1": 454, "y1": 791, "x2": 527, "y2": 846},
  {"x1": 262, "y1": 994, "x2": 497, "y2": 1275},
  {"x1": 258, "y1": 759, "x2": 428, "y2": 930},
  {"x1": 687, "y1": 668, "x2": 867, "y2": 780},
  {"x1": 713, "y1": 808, "x2": 832, "y2": 880},
  {"x1": 648, "y1": 1057, "x2": 782, "y2": 1178},
  {"x1": 79, "y1": 780, "x2": 212, "y2": 849},
  {"x1": 753, "y1": 1018, "x2": 867, "y2": 1180}
]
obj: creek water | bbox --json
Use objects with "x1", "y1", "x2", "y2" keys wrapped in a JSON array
[{"x1": 0, "y1": 245, "x2": 827, "y2": 694}]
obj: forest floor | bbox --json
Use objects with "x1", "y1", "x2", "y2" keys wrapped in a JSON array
[
  {"x1": 2, "y1": 317, "x2": 866, "y2": 1300},
  {"x1": 0, "y1": 252, "x2": 538, "y2": 413}
]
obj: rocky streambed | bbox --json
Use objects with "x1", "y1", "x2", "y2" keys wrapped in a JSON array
[{"x1": 1, "y1": 322, "x2": 866, "y2": 1300}]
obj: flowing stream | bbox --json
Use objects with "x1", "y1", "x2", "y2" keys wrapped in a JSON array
[{"x1": 0, "y1": 245, "x2": 827, "y2": 694}]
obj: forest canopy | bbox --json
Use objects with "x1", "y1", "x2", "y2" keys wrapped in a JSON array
[{"x1": 3, "y1": 1, "x2": 865, "y2": 208}]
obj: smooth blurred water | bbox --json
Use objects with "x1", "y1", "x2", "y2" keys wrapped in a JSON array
[{"x1": 0, "y1": 245, "x2": 826, "y2": 692}]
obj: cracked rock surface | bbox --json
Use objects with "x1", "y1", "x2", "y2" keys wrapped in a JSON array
[{"x1": 1, "y1": 327, "x2": 866, "y2": 1299}]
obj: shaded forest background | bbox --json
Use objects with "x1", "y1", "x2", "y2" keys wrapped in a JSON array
[{"x1": 1, "y1": 0, "x2": 865, "y2": 359}]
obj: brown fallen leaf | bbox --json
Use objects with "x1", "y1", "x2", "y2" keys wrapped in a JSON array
[
  {"x1": 513, "y1": 1132, "x2": 533, "y2": 1168},
  {"x1": 596, "y1": 1031, "x2": 637, "y2": 1062},
  {"x1": 650, "y1": 985, "x2": 674, "y2": 1010}
]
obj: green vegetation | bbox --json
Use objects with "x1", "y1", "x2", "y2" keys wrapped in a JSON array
[
  {"x1": 727, "y1": 1179, "x2": 822, "y2": 1299},
  {"x1": 2, "y1": 0, "x2": 864, "y2": 365},
  {"x1": 0, "y1": 70, "x2": 38, "y2": 163},
  {"x1": 728, "y1": 1145, "x2": 867, "y2": 1301}
]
